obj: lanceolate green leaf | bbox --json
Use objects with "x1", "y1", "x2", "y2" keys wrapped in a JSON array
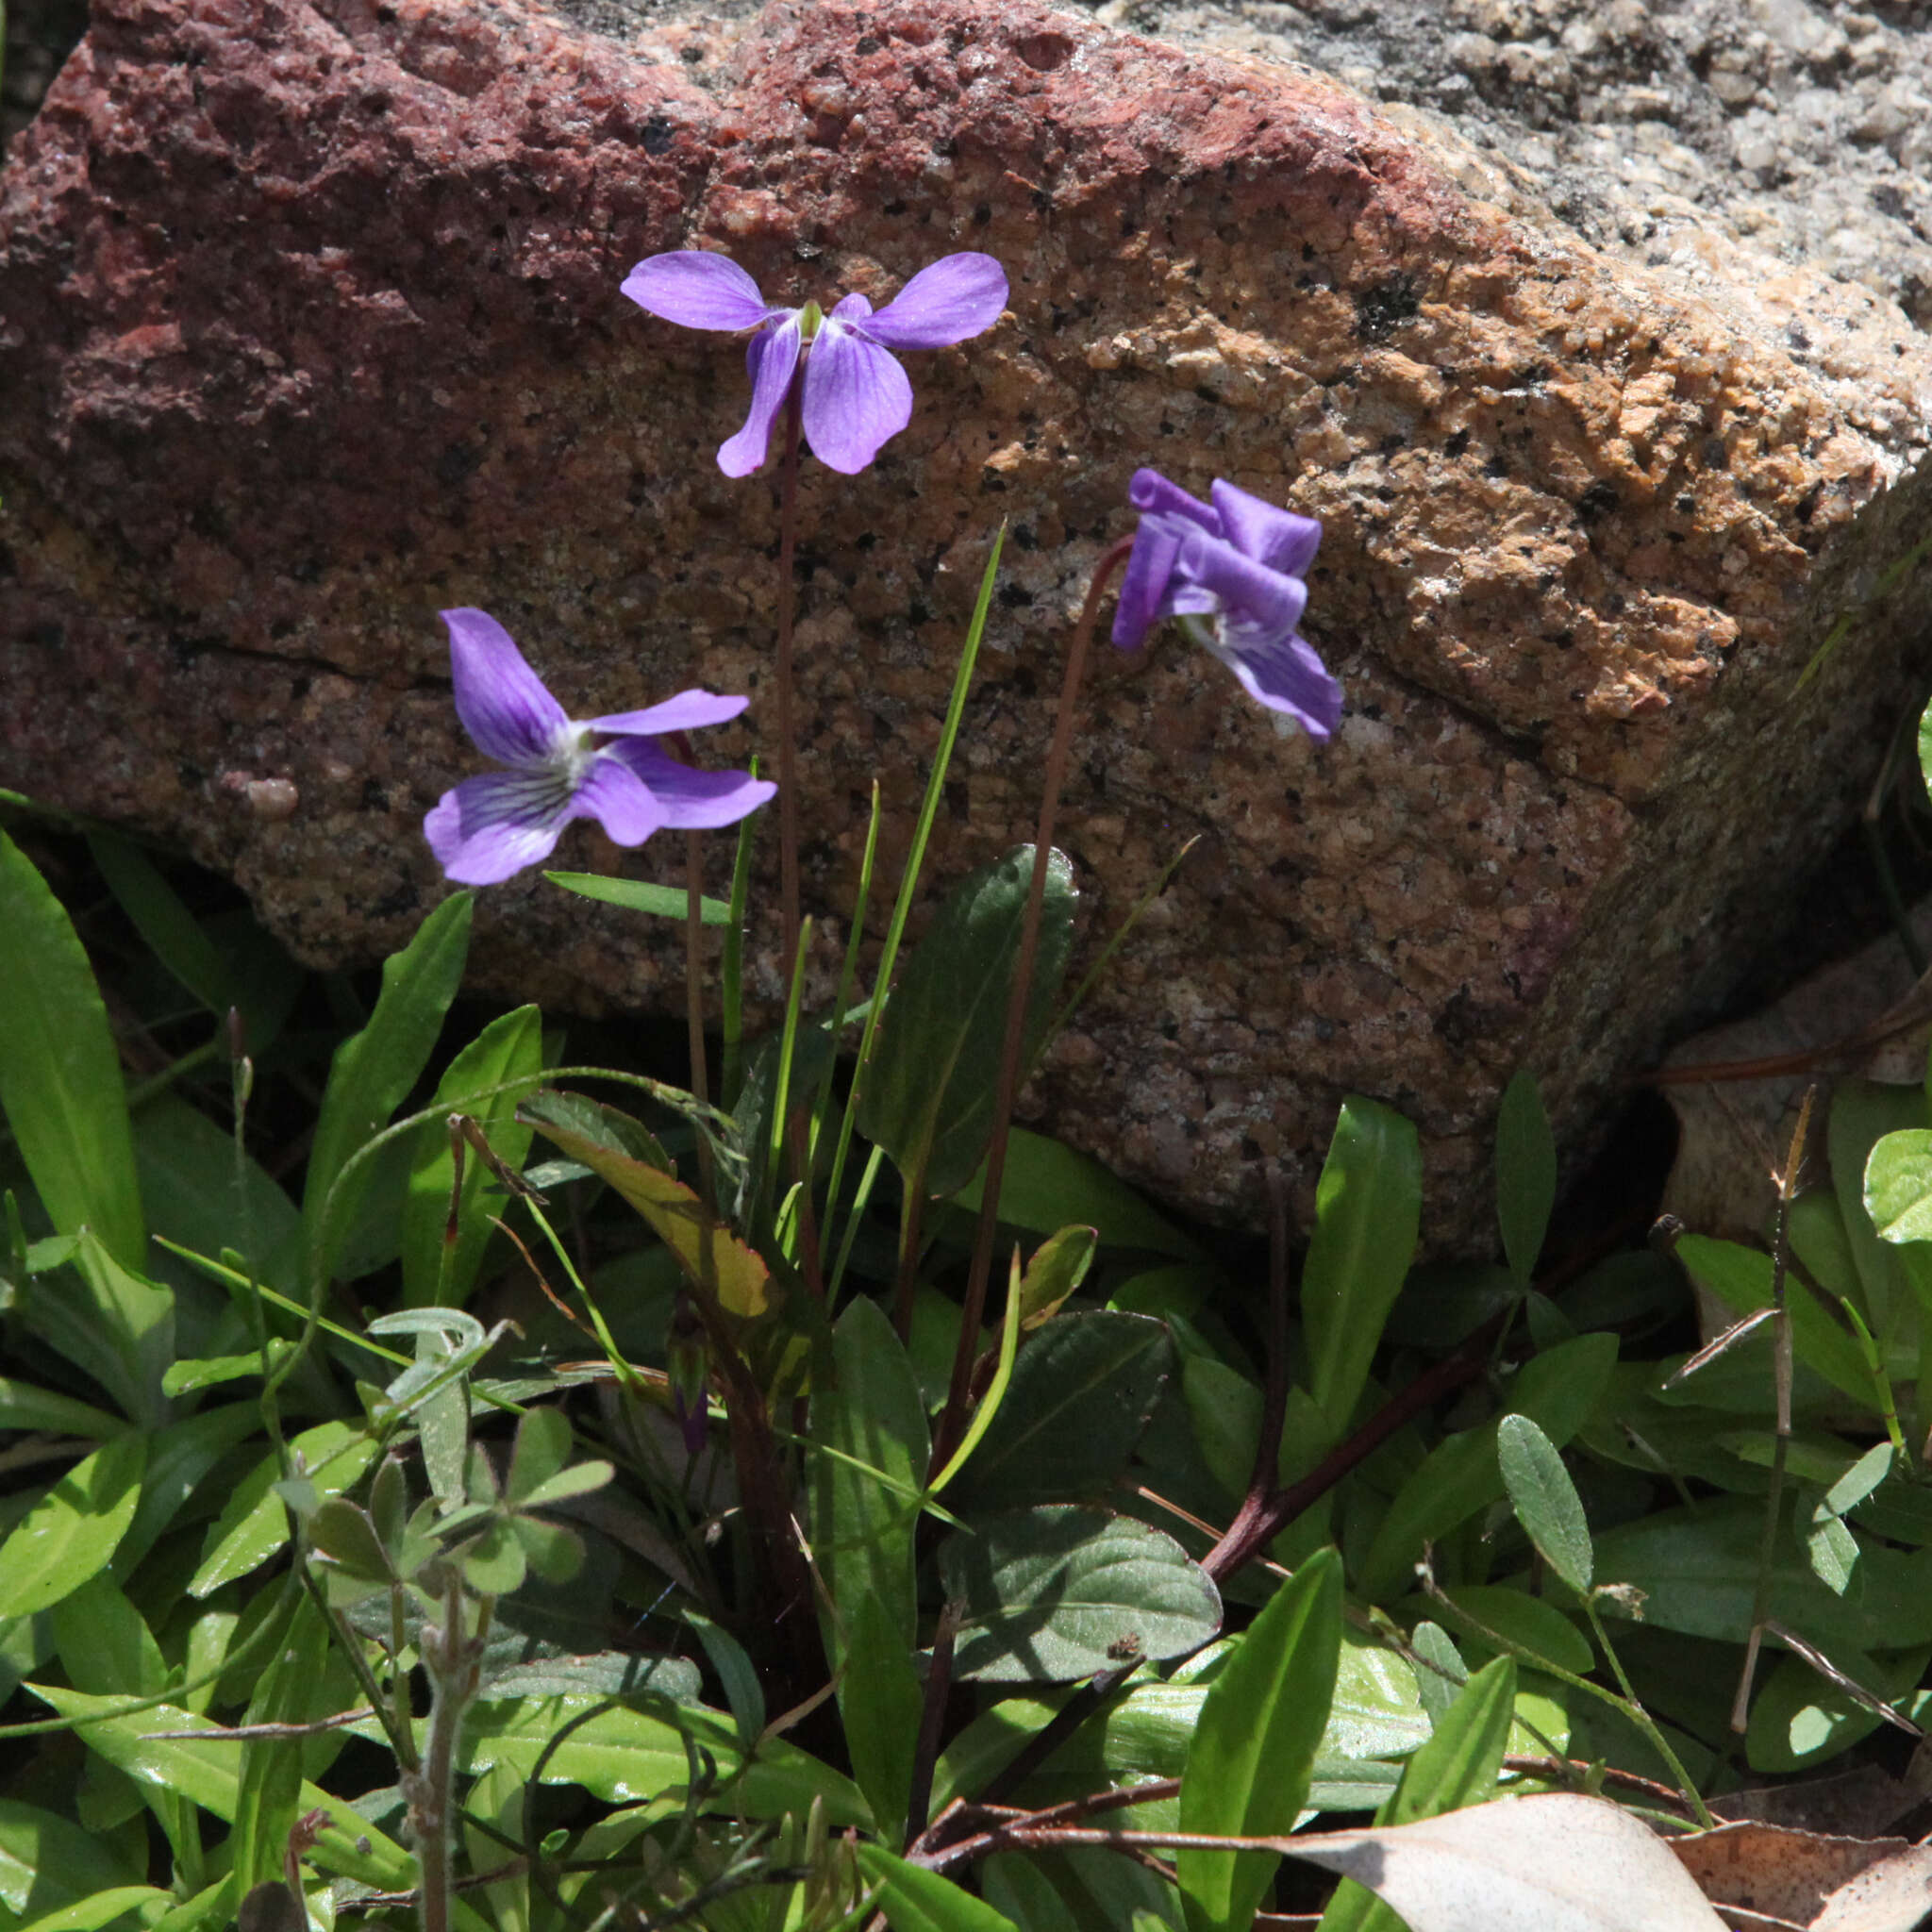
[
  {"x1": 1178, "y1": 1546, "x2": 1343, "y2": 1932},
  {"x1": 0, "y1": 829, "x2": 147, "y2": 1273},
  {"x1": 854, "y1": 1844, "x2": 1020, "y2": 1932},
  {"x1": 231, "y1": 1594, "x2": 332, "y2": 1891},
  {"x1": 0, "y1": 1433, "x2": 146, "y2": 1617},
  {"x1": 1494, "y1": 1071, "x2": 1556, "y2": 1289},
  {"x1": 401, "y1": 1004, "x2": 543, "y2": 1308},
  {"x1": 858, "y1": 846, "x2": 1077, "y2": 1199},
  {"x1": 18, "y1": 1231, "x2": 173, "y2": 1430},
  {"x1": 839, "y1": 1590, "x2": 924, "y2": 1848},
  {"x1": 303, "y1": 891, "x2": 473, "y2": 1288},
  {"x1": 811, "y1": 1295, "x2": 928, "y2": 1664},
  {"x1": 0, "y1": 1799, "x2": 146, "y2": 1921},
  {"x1": 86, "y1": 832, "x2": 232, "y2": 1017},
  {"x1": 1300, "y1": 1098, "x2": 1423, "y2": 1435},
  {"x1": 1316, "y1": 1656, "x2": 1518, "y2": 1932}
]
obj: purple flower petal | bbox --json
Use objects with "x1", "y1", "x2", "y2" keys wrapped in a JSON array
[
  {"x1": 442, "y1": 609, "x2": 570, "y2": 767},
  {"x1": 609, "y1": 741, "x2": 777, "y2": 828},
  {"x1": 857, "y1": 253, "x2": 1009, "y2": 351},
  {"x1": 425, "y1": 770, "x2": 575, "y2": 884},
  {"x1": 1209, "y1": 479, "x2": 1323, "y2": 577},
  {"x1": 830, "y1": 291, "x2": 874, "y2": 323},
  {"x1": 568, "y1": 754, "x2": 667, "y2": 846},
  {"x1": 1211, "y1": 632, "x2": 1344, "y2": 739},
  {"x1": 1175, "y1": 529, "x2": 1309, "y2": 641},
  {"x1": 801, "y1": 320, "x2": 913, "y2": 473},
  {"x1": 719, "y1": 311, "x2": 802, "y2": 477},
  {"x1": 621, "y1": 252, "x2": 774, "y2": 332},
  {"x1": 585, "y1": 691, "x2": 752, "y2": 737},
  {"x1": 1112, "y1": 515, "x2": 1188, "y2": 651},
  {"x1": 1126, "y1": 468, "x2": 1219, "y2": 536}
]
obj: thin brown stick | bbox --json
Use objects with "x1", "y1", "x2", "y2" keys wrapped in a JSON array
[{"x1": 904, "y1": 1600, "x2": 961, "y2": 1849}]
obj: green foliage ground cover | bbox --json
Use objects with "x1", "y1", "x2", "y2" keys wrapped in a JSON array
[{"x1": 6, "y1": 237, "x2": 1932, "y2": 1932}]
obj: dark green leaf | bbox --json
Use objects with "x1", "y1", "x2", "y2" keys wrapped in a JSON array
[
  {"x1": 1178, "y1": 1546, "x2": 1342, "y2": 1932},
  {"x1": 1495, "y1": 1071, "x2": 1555, "y2": 1289},
  {"x1": 191, "y1": 1421, "x2": 377, "y2": 1597},
  {"x1": 1496, "y1": 1415, "x2": 1593, "y2": 1593},
  {"x1": 477, "y1": 1652, "x2": 703, "y2": 1703},
  {"x1": 401, "y1": 1005, "x2": 543, "y2": 1309},
  {"x1": 86, "y1": 833, "x2": 232, "y2": 1016},
  {"x1": 232, "y1": 1595, "x2": 331, "y2": 1890},
  {"x1": 1745, "y1": 1641, "x2": 1929, "y2": 1774},
  {"x1": 0, "y1": 1799, "x2": 146, "y2": 1924},
  {"x1": 858, "y1": 846, "x2": 1077, "y2": 1198},
  {"x1": 0, "y1": 1434, "x2": 146, "y2": 1617},
  {"x1": 303, "y1": 891, "x2": 472, "y2": 1287},
  {"x1": 940, "y1": 1506, "x2": 1221, "y2": 1683},
  {"x1": 839, "y1": 1590, "x2": 924, "y2": 1846},
  {"x1": 1432, "y1": 1586, "x2": 1593, "y2": 1678},
  {"x1": 308, "y1": 1501, "x2": 393, "y2": 1582},
  {"x1": 811, "y1": 1295, "x2": 928, "y2": 1664},
  {"x1": 16, "y1": 1233, "x2": 173, "y2": 1429},
  {"x1": 950, "y1": 1311, "x2": 1173, "y2": 1511},
  {"x1": 1301, "y1": 1098, "x2": 1422, "y2": 1435}
]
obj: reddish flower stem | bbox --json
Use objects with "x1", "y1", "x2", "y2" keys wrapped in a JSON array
[
  {"x1": 774, "y1": 380, "x2": 806, "y2": 989},
  {"x1": 933, "y1": 536, "x2": 1136, "y2": 1467}
]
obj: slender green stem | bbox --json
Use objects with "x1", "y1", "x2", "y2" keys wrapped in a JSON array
[
  {"x1": 685, "y1": 828, "x2": 716, "y2": 1214},
  {"x1": 720, "y1": 771, "x2": 758, "y2": 1111},
  {"x1": 1582, "y1": 1598, "x2": 1714, "y2": 1828},
  {"x1": 947, "y1": 538, "x2": 1134, "y2": 1439}
]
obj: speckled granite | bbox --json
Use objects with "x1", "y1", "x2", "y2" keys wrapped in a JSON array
[{"x1": 3, "y1": 0, "x2": 1930, "y2": 1243}]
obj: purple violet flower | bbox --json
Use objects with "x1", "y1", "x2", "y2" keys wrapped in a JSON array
[
  {"x1": 423, "y1": 608, "x2": 775, "y2": 886},
  {"x1": 1112, "y1": 468, "x2": 1343, "y2": 739},
  {"x1": 620, "y1": 251, "x2": 1008, "y2": 477}
]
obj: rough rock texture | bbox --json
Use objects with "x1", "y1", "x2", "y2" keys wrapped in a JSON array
[{"x1": 4, "y1": 0, "x2": 1932, "y2": 1242}]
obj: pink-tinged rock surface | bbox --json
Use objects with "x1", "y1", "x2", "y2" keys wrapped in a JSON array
[{"x1": 4, "y1": 0, "x2": 1931, "y2": 1243}]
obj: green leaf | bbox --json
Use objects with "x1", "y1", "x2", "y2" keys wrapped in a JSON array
[
  {"x1": 1676, "y1": 1232, "x2": 1881, "y2": 1405},
  {"x1": 478, "y1": 1653, "x2": 702, "y2": 1703},
  {"x1": 519, "y1": 1090, "x2": 770, "y2": 1315},
  {"x1": 50, "y1": 1575, "x2": 167, "y2": 1698},
  {"x1": 0, "y1": 829, "x2": 147, "y2": 1273},
  {"x1": 1359, "y1": 1333, "x2": 1616, "y2": 1604},
  {"x1": 232, "y1": 1594, "x2": 331, "y2": 1890},
  {"x1": 1178, "y1": 1546, "x2": 1342, "y2": 1932},
  {"x1": 854, "y1": 1845, "x2": 1020, "y2": 1932},
  {"x1": 1745, "y1": 1641, "x2": 1929, "y2": 1774},
  {"x1": 1865, "y1": 1127, "x2": 1932, "y2": 1244},
  {"x1": 117, "y1": 1401, "x2": 261, "y2": 1574},
  {"x1": 1301, "y1": 1098, "x2": 1423, "y2": 1435},
  {"x1": 133, "y1": 1094, "x2": 303, "y2": 1292},
  {"x1": 940, "y1": 1506, "x2": 1222, "y2": 1683},
  {"x1": 18, "y1": 1232, "x2": 174, "y2": 1429},
  {"x1": 1015, "y1": 1224, "x2": 1097, "y2": 1327},
  {"x1": 811, "y1": 1295, "x2": 928, "y2": 1664},
  {"x1": 948, "y1": 1311, "x2": 1173, "y2": 1511},
  {"x1": 28, "y1": 1688, "x2": 424, "y2": 1896},
  {"x1": 401, "y1": 1005, "x2": 543, "y2": 1308},
  {"x1": 858, "y1": 846, "x2": 1077, "y2": 1198},
  {"x1": 0, "y1": 1799, "x2": 145, "y2": 1919},
  {"x1": 1830, "y1": 1081, "x2": 1927, "y2": 1333},
  {"x1": 0, "y1": 1379, "x2": 122, "y2": 1440},
  {"x1": 303, "y1": 891, "x2": 472, "y2": 1287},
  {"x1": 1316, "y1": 1657, "x2": 1517, "y2": 1932},
  {"x1": 190, "y1": 1420, "x2": 377, "y2": 1597},
  {"x1": 1495, "y1": 1072, "x2": 1555, "y2": 1289},
  {"x1": 839, "y1": 1590, "x2": 924, "y2": 1847},
  {"x1": 0, "y1": 1434, "x2": 146, "y2": 1616},
  {"x1": 87, "y1": 833, "x2": 232, "y2": 1016},
  {"x1": 1496, "y1": 1415, "x2": 1592, "y2": 1593},
  {"x1": 951, "y1": 1126, "x2": 1204, "y2": 1259},
  {"x1": 453, "y1": 1694, "x2": 870, "y2": 1826},
  {"x1": 542, "y1": 872, "x2": 733, "y2": 923},
  {"x1": 15, "y1": 1885, "x2": 170, "y2": 1932},
  {"x1": 1432, "y1": 1585, "x2": 1593, "y2": 1678},
  {"x1": 1591, "y1": 1497, "x2": 1932, "y2": 1652}
]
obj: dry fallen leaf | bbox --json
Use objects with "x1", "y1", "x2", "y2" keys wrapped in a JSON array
[
  {"x1": 1669, "y1": 1821, "x2": 1907, "y2": 1930},
  {"x1": 1808, "y1": 1841, "x2": 1932, "y2": 1932},
  {"x1": 1284, "y1": 1792, "x2": 1727, "y2": 1932}
]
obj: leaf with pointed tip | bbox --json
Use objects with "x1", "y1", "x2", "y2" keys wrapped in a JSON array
[
  {"x1": 519, "y1": 1091, "x2": 769, "y2": 1315},
  {"x1": 1497, "y1": 1414, "x2": 1593, "y2": 1594}
]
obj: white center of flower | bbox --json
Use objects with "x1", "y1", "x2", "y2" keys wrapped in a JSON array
[{"x1": 557, "y1": 724, "x2": 601, "y2": 790}]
